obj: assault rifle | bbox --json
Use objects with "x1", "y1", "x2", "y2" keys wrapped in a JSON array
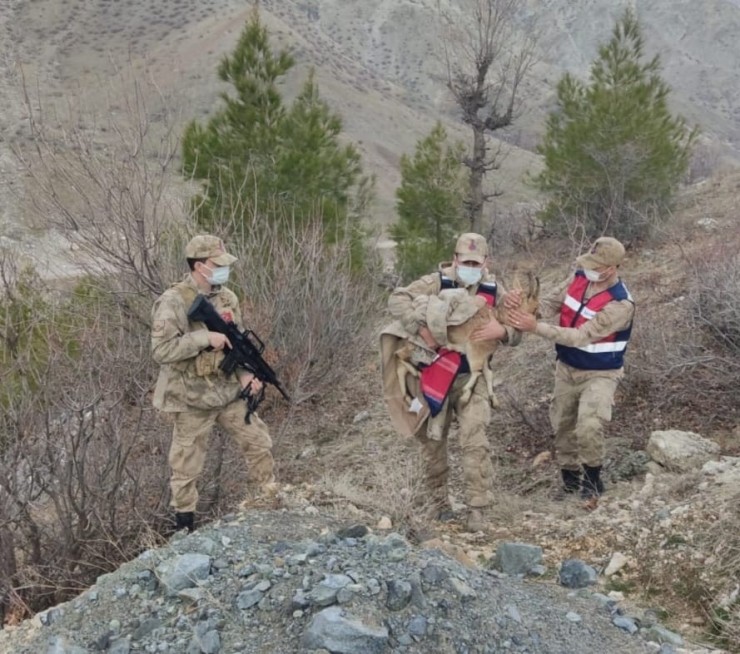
[{"x1": 187, "y1": 294, "x2": 290, "y2": 423}]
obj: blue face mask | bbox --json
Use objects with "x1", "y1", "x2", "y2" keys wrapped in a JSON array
[
  {"x1": 205, "y1": 265, "x2": 230, "y2": 286},
  {"x1": 457, "y1": 265, "x2": 482, "y2": 287}
]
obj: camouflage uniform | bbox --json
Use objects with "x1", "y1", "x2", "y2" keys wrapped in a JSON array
[
  {"x1": 388, "y1": 241, "x2": 520, "y2": 512},
  {"x1": 151, "y1": 244, "x2": 274, "y2": 514}
]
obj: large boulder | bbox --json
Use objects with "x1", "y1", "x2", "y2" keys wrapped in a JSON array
[{"x1": 646, "y1": 430, "x2": 720, "y2": 472}]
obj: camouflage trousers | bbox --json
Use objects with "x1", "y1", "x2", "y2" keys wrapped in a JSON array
[
  {"x1": 549, "y1": 361, "x2": 621, "y2": 469},
  {"x1": 416, "y1": 374, "x2": 493, "y2": 509},
  {"x1": 169, "y1": 400, "x2": 274, "y2": 513}
]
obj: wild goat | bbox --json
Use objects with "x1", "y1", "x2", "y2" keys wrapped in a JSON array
[{"x1": 396, "y1": 272, "x2": 540, "y2": 409}]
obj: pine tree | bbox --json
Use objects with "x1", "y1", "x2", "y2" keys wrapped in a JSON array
[
  {"x1": 275, "y1": 72, "x2": 365, "y2": 237},
  {"x1": 391, "y1": 123, "x2": 467, "y2": 281},
  {"x1": 181, "y1": 10, "x2": 370, "y2": 243},
  {"x1": 535, "y1": 9, "x2": 697, "y2": 240}
]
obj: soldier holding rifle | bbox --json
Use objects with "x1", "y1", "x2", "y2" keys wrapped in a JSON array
[{"x1": 151, "y1": 235, "x2": 280, "y2": 532}]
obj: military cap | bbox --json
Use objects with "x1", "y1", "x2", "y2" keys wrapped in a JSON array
[
  {"x1": 454, "y1": 233, "x2": 488, "y2": 264},
  {"x1": 185, "y1": 235, "x2": 237, "y2": 266},
  {"x1": 576, "y1": 236, "x2": 626, "y2": 269}
]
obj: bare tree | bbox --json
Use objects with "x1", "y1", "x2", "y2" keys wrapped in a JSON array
[
  {"x1": 438, "y1": 0, "x2": 537, "y2": 232},
  {"x1": 13, "y1": 66, "x2": 186, "y2": 317}
]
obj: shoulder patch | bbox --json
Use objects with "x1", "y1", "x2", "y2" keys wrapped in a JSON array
[{"x1": 152, "y1": 320, "x2": 166, "y2": 335}]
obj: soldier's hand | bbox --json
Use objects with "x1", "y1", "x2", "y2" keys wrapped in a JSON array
[
  {"x1": 471, "y1": 317, "x2": 505, "y2": 342},
  {"x1": 240, "y1": 373, "x2": 263, "y2": 395},
  {"x1": 418, "y1": 325, "x2": 440, "y2": 351},
  {"x1": 508, "y1": 309, "x2": 537, "y2": 332},
  {"x1": 208, "y1": 332, "x2": 232, "y2": 350},
  {"x1": 502, "y1": 289, "x2": 523, "y2": 310}
]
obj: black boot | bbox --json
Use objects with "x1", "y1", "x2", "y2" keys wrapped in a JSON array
[
  {"x1": 553, "y1": 468, "x2": 581, "y2": 500},
  {"x1": 175, "y1": 511, "x2": 195, "y2": 533},
  {"x1": 581, "y1": 465, "x2": 605, "y2": 499},
  {"x1": 561, "y1": 469, "x2": 581, "y2": 493}
]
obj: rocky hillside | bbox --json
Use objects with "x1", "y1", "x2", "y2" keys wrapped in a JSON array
[{"x1": 3, "y1": 0, "x2": 740, "y2": 240}]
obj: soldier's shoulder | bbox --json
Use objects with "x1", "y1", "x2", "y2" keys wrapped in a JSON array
[
  {"x1": 153, "y1": 286, "x2": 188, "y2": 312},
  {"x1": 220, "y1": 286, "x2": 240, "y2": 304}
]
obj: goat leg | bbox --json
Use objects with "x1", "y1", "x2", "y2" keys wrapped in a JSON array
[{"x1": 483, "y1": 364, "x2": 500, "y2": 409}]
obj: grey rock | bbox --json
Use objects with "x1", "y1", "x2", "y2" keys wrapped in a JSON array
[
  {"x1": 565, "y1": 611, "x2": 582, "y2": 623},
  {"x1": 337, "y1": 524, "x2": 369, "y2": 539},
  {"x1": 157, "y1": 554, "x2": 212, "y2": 595},
  {"x1": 40, "y1": 607, "x2": 65, "y2": 626},
  {"x1": 493, "y1": 542, "x2": 544, "y2": 575},
  {"x1": 613, "y1": 616, "x2": 638, "y2": 634},
  {"x1": 386, "y1": 579, "x2": 413, "y2": 611},
  {"x1": 132, "y1": 618, "x2": 163, "y2": 641},
  {"x1": 293, "y1": 590, "x2": 311, "y2": 609},
  {"x1": 408, "y1": 573, "x2": 427, "y2": 609},
  {"x1": 647, "y1": 430, "x2": 720, "y2": 472},
  {"x1": 421, "y1": 564, "x2": 448, "y2": 585},
  {"x1": 642, "y1": 624, "x2": 683, "y2": 646},
  {"x1": 558, "y1": 559, "x2": 598, "y2": 588},
  {"x1": 407, "y1": 615, "x2": 428, "y2": 638},
  {"x1": 46, "y1": 636, "x2": 88, "y2": 654},
  {"x1": 235, "y1": 589, "x2": 263, "y2": 609},
  {"x1": 109, "y1": 638, "x2": 131, "y2": 654},
  {"x1": 310, "y1": 573, "x2": 353, "y2": 607},
  {"x1": 199, "y1": 630, "x2": 221, "y2": 653},
  {"x1": 302, "y1": 606, "x2": 389, "y2": 654},
  {"x1": 449, "y1": 577, "x2": 477, "y2": 601},
  {"x1": 506, "y1": 605, "x2": 522, "y2": 623}
]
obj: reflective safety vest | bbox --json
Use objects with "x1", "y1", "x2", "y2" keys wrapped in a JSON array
[{"x1": 555, "y1": 271, "x2": 634, "y2": 370}]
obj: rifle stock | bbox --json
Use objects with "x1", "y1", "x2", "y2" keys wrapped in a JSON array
[{"x1": 187, "y1": 295, "x2": 290, "y2": 421}]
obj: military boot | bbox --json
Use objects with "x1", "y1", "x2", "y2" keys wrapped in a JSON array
[
  {"x1": 551, "y1": 469, "x2": 581, "y2": 500},
  {"x1": 175, "y1": 511, "x2": 195, "y2": 533},
  {"x1": 581, "y1": 465, "x2": 605, "y2": 499},
  {"x1": 464, "y1": 507, "x2": 487, "y2": 533}
]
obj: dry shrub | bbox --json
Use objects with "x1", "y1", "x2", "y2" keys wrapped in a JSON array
[
  {"x1": 315, "y1": 425, "x2": 437, "y2": 535},
  {"x1": 14, "y1": 67, "x2": 187, "y2": 310},
  {"x1": 0, "y1": 264, "x2": 171, "y2": 622},
  {"x1": 222, "y1": 206, "x2": 385, "y2": 407},
  {"x1": 699, "y1": 492, "x2": 740, "y2": 648},
  {"x1": 688, "y1": 243, "x2": 740, "y2": 356},
  {"x1": 487, "y1": 203, "x2": 545, "y2": 257}
]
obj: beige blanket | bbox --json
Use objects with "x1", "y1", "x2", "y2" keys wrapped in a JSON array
[{"x1": 380, "y1": 290, "x2": 484, "y2": 438}]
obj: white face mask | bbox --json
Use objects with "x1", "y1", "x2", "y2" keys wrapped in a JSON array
[
  {"x1": 583, "y1": 268, "x2": 603, "y2": 283},
  {"x1": 457, "y1": 265, "x2": 483, "y2": 286},
  {"x1": 205, "y1": 264, "x2": 230, "y2": 286}
]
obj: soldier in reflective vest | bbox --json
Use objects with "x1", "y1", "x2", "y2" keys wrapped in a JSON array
[
  {"x1": 388, "y1": 233, "x2": 522, "y2": 531},
  {"x1": 508, "y1": 237, "x2": 635, "y2": 499}
]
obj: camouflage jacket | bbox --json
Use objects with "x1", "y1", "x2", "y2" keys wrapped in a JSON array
[
  {"x1": 151, "y1": 274, "x2": 243, "y2": 412},
  {"x1": 387, "y1": 262, "x2": 521, "y2": 347}
]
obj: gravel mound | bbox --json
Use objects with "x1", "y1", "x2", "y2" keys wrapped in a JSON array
[{"x1": 0, "y1": 510, "x2": 665, "y2": 654}]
